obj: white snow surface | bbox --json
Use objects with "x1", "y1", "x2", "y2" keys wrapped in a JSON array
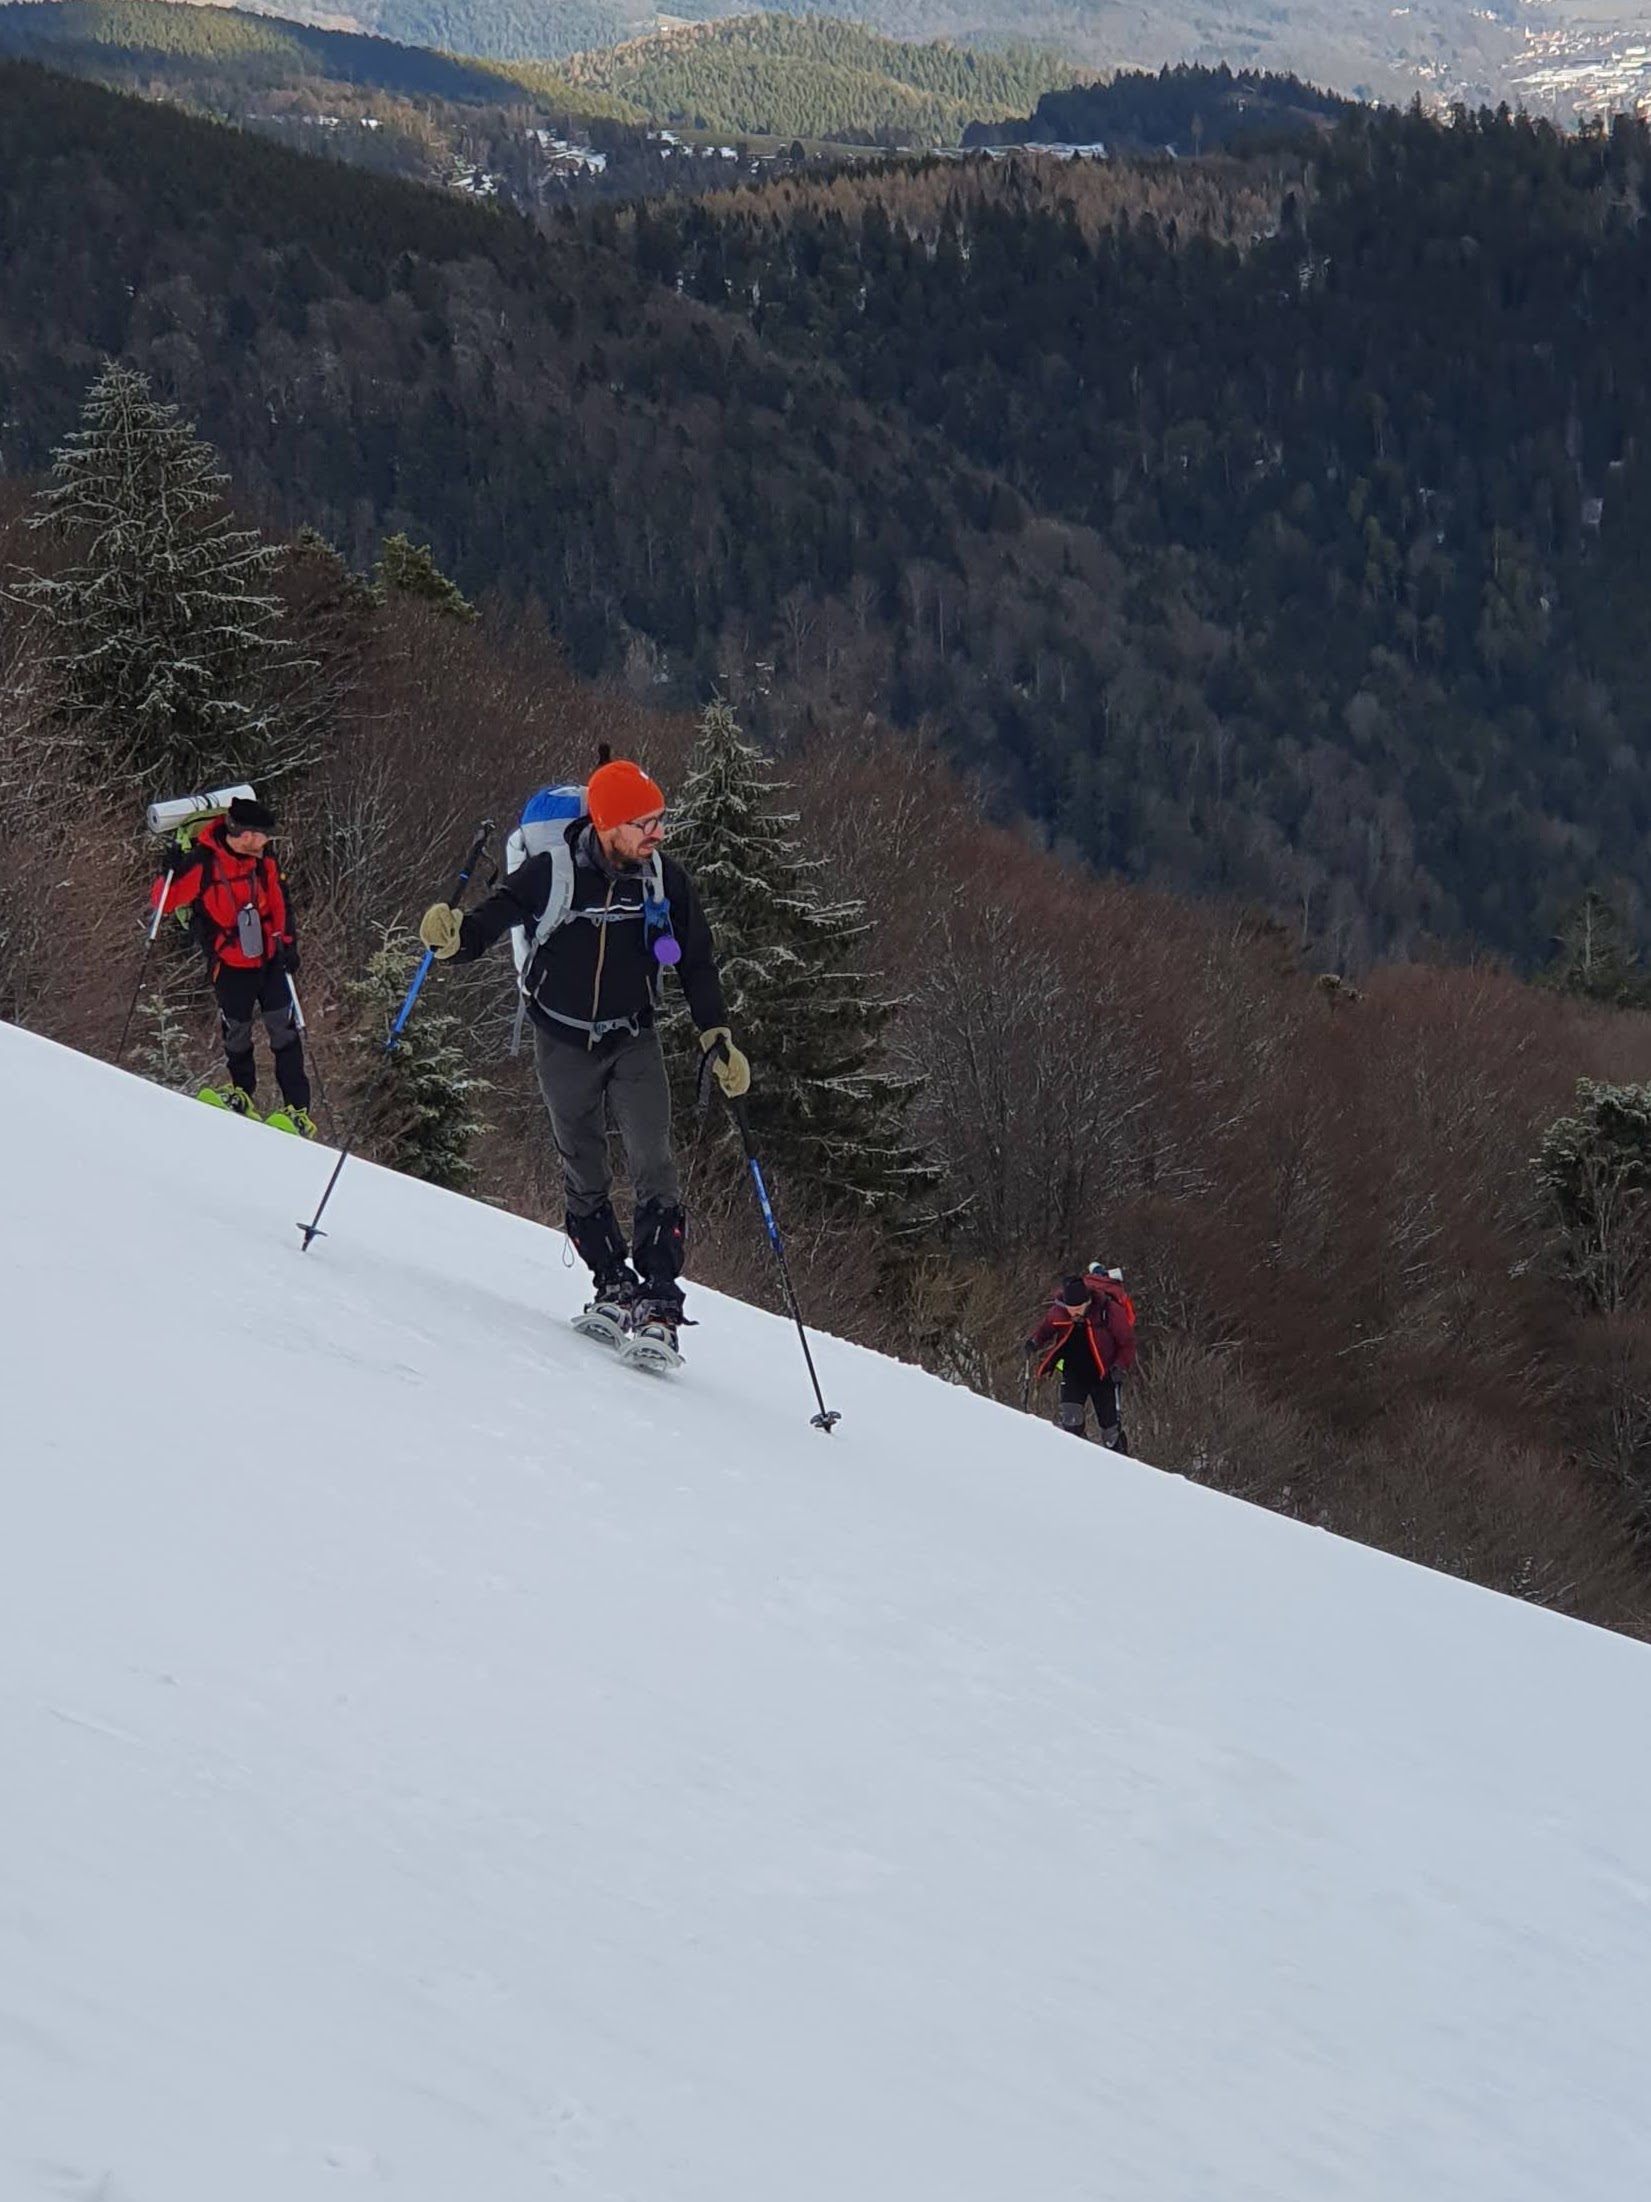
[{"x1": 4, "y1": 1018, "x2": 1651, "y2": 2201}]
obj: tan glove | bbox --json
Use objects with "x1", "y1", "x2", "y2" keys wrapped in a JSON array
[
  {"x1": 698, "y1": 1025, "x2": 751, "y2": 1099},
  {"x1": 419, "y1": 902, "x2": 464, "y2": 960}
]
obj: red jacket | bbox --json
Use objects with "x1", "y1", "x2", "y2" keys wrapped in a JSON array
[
  {"x1": 1029, "y1": 1278, "x2": 1137, "y2": 1382},
  {"x1": 152, "y1": 818, "x2": 294, "y2": 972}
]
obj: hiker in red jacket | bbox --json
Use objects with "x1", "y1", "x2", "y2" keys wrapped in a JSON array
[
  {"x1": 151, "y1": 796, "x2": 315, "y2": 1133},
  {"x1": 1025, "y1": 1269, "x2": 1136, "y2": 1449}
]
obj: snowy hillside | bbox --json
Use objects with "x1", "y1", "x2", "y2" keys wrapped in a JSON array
[{"x1": 4, "y1": 1018, "x2": 1651, "y2": 2201}]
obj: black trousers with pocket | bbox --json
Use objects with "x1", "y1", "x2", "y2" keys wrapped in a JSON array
[{"x1": 214, "y1": 962, "x2": 310, "y2": 1108}]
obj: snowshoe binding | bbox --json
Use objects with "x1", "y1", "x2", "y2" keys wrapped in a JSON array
[
  {"x1": 621, "y1": 1297, "x2": 684, "y2": 1376},
  {"x1": 265, "y1": 1105, "x2": 318, "y2": 1139},
  {"x1": 198, "y1": 1085, "x2": 261, "y2": 1121},
  {"x1": 571, "y1": 1272, "x2": 639, "y2": 1352}
]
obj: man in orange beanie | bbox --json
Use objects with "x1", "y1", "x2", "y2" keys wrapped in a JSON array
[{"x1": 419, "y1": 758, "x2": 748, "y2": 1363}]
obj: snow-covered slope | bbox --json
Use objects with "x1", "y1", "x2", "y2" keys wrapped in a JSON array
[{"x1": 4, "y1": 1019, "x2": 1651, "y2": 2201}]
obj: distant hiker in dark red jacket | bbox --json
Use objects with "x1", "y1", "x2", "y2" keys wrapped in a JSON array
[
  {"x1": 1025, "y1": 1269, "x2": 1137, "y2": 1449},
  {"x1": 151, "y1": 796, "x2": 315, "y2": 1132}
]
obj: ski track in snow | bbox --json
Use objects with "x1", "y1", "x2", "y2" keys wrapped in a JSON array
[{"x1": 3, "y1": 1021, "x2": 1650, "y2": 2200}]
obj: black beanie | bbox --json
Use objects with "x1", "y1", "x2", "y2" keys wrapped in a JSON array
[
  {"x1": 226, "y1": 796, "x2": 277, "y2": 834},
  {"x1": 1059, "y1": 1275, "x2": 1089, "y2": 1307}
]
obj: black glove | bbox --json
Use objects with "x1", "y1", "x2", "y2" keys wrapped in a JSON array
[{"x1": 277, "y1": 942, "x2": 300, "y2": 976}]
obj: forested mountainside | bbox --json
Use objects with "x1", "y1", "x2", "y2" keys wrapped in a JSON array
[
  {"x1": 966, "y1": 63, "x2": 1357, "y2": 152},
  {"x1": 622, "y1": 117, "x2": 1651, "y2": 966},
  {"x1": 0, "y1": 1, "x2": 1084, "y2": 192},
  {"x1": 559, "y1": 16, "x2": 1080, "y2": 144},
  {"x1": 0, "y1": 0, "x2": 537, "y2": 98},
  {"x1": 7, "y1": 61, "x2": 1651, "y2": 965},
  {"x1": 0, "y1": 1, "x2": 642, "y2": 203},
  {"x1": 94, "y1": 0, "x2": 1549, "y2": 111},
  {"x1": 0, "y1": 3, "x2": 1078, "y2": 148}
]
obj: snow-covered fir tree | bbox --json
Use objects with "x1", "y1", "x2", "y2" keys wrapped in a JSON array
[
  {"x1": 669, "y1": 698, "x2": 939, "y2": 1223},
  {"x1": 18, "y1": 362, "x2": 303, "y2": 796},
  {"x1": 346, "y1": 927, "x2": 488, "y2": 1192}
]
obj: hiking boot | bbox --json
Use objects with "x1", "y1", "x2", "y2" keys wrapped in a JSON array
[
  {"x1": 285, "y1": 1106, "x2": 319, "y2": 1140},
  {"x1": 219, "y1": 1086, "x2": 258, "y2": 1118},
  {"x1": 587, "y1": 1270, "x2": 639, "y2": 1330},
  {"x1": 629, "y1": 1295, "x2": 681, "y2": 1350},
  {"x1": 624, "y1": 1296, "x2": 684, "y2": 1370}
]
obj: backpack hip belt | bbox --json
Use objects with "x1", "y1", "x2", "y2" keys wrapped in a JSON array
[{"x1": 532, "y1": 1001, "x2": 645, "y2": 1042}]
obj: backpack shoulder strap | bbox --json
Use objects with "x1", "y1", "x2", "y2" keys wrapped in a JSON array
[
  {"x1": 531, "y1": 829, "x2": 578, "y2": 948},
  {"x1": 507, "y1": 820, "x2": 580, "y2": 982}
]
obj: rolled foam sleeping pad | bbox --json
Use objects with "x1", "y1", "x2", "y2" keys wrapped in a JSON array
[{"x1": 145, "y1": 784, "x2": 257, "y2": 836}]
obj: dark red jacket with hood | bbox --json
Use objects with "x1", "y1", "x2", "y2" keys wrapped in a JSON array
[{"x1": 1028, "y1": 1276, "x2": 1137, "y2": 1382}]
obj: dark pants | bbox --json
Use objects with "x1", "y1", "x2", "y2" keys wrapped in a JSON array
[
  {"x1": 533, "y1": 1024, "x2": 684, "y2": 1299},
  {"x1": 1059, "y1": 1365, "x2": 1123, "y2": 1448},
  {"x1": 215, "y1": 963, "x2": 309, "y2": 1108}
]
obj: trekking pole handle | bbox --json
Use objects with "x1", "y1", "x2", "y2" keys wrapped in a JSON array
[{"x1": 450, "y1": 819, "x2": 495, "y2": 902}]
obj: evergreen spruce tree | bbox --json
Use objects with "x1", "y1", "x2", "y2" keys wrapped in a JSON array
[
  {"x1": 345, "y1": 926, "x2": 488, "y2": 1192},
  {"x1": 376, "y1": 533, "x2": 477, "y2": 621},
  {"x1": 17, "y1": 361, "x2": 303, "y2": 796},
  {"x1": 669, "y1": 698, "x2": 938, "y2": 1222}
]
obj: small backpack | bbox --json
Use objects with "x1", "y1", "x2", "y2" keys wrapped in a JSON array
[{"x1": 1085, "y1": 1270, "x2": 1137, "y2": 1368}]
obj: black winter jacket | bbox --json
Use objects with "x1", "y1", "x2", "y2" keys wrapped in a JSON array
[{"x1": 453, "y1": 820, "x2": 727, "y2": 1048}]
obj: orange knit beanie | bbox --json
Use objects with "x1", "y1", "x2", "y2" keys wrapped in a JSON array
[{"x1": 587, "y1": 759, "x2": 665, "y2": 832}]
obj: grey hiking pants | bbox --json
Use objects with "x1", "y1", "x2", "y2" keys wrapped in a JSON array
[{"x1": 531, "y1": 1024, "x2": 680, "y2": 1217}]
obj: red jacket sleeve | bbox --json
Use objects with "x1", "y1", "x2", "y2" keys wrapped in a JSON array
[
  {"x1": 266, "y1": 861, "x2": 293, "y2": 948},
  {"x1": 151, "y1": 847, "x2": 204, "y2": 915}
]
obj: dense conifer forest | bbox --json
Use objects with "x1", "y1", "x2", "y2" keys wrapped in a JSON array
[
  {"x1": 560, "y1": 15, "x2": 1080, "y2": 144},
  {"x1": 0, "y1": 2, "x2": 1075, "y2": 148},
  {"x1": 965, "y1": 61, "x2": 1355, "y2": 151}
]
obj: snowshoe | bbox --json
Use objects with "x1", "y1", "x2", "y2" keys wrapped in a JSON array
[
  {"x1": 620, "y1": 1299, "x2": 684, "y2": 1376},
  {"x1": 571, "y1": 1277, "x2": 637, "y2": 1352},
  {"x1": 198, "y1": 1085, "x2": 261, "y2": 1121},
  {"x1": 265, "y1": 1106, "x2": 318, "y2": 1139}
]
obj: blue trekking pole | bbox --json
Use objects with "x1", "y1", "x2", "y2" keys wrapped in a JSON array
[
  {"x1": 729, "y1": 1095, "x2": 840, "y2": 1433},
  {"x1": 298, "y1": 820, "x2": 494, "y2": 1252}
]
